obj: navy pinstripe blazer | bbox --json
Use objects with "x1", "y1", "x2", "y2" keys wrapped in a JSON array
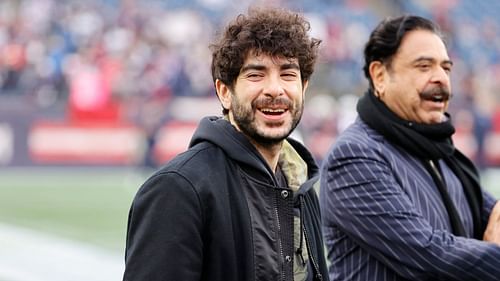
[{"x1": 320, "y1": 117, "x2": 500, "y2": 281}]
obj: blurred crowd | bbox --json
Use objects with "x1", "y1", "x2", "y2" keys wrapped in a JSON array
[{"x1": 1, "y1": 0, "x2": 499, "y2": 167}]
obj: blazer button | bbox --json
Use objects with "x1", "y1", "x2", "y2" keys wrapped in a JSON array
[
  {"x1": 285, "y1": 255, "x2": 292, "y2": 262},
  {"x1": 281, "y1": 190, "x2": 289, "y2": 199}
]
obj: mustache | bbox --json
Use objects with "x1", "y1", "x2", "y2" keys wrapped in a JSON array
[
  {"x1": 253, "y1": 97, "x2": 293, "y2": 108},
  {"x1": 419, "y1": 86, "x2": 452, "y2": 102}
]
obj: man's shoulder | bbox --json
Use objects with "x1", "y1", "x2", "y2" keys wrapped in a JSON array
[
  {"x1": 138, "y1": 142, "x2": 231, "y2": 196},
  {"x1": 328, "y1": 118, "x2": 398, "y2": 161},
  {"x1": 158, "y1": 141, "x2": 226, "y2": 175},
  {"x1": 335, "y1": 118, "x2": 382, "y2": 147}
]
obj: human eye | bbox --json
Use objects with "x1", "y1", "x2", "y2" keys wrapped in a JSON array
[
  {"x1": 416, "y1": 63, "x2": 431, "y2": 71},
  {"x1": 246, "y1": 72, "x2": 264, "y2": 81},
  {"x1": 281, "y1": 71, "x2": 299, "y2": 81},
  {"x1": 442, "y1": 64, "x2": 452, "y2": 74}
]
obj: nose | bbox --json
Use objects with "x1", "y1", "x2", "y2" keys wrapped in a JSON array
[
  {"x1": 263, "y1": 75, "x2": 285, "y2": 97},
  {"x1": 430, "y1": 66, "x2": 450, "y2": 86}
]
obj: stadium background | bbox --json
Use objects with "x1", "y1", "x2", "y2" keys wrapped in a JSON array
[{"x1": 0, "y1": 0, "x2": 499, "y2": 280}]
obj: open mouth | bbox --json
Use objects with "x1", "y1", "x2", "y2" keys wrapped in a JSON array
[
  {"x1": 254, "y1": 97, "x2": 292, "y2": 119},
  {"x1": 431, "y1": 95, "x2": 445, "y2": 102},
  {"x1": 419, "y1": 87, "x2": 451, "y2": 103},
  {"x1": 420, "y1": 93, "x2": 449, "y2": 103},
  {"x1": 259, "y1": 108, "x2": 287, "y2": 116}
]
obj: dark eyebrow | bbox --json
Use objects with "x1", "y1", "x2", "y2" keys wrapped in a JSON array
[
  {"x1": 281, "y1": 63, "x2": 300, "y2": 71},
  {"x1": 240, "y1": 64, "x2": 266, "y2": 73},
  {"x1": 413, "y1": 56, "x2": 453, "y2": 66},
  {"x1": 240, "y1": 62, "x2": 300, "y2": 74},
  {"x1": 442, "y1": 59, "x2": 453, "y2": 66}
]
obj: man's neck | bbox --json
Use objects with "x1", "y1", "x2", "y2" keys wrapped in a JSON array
[
  {"x1": 226, "y1": 114, "x2": 283, "y2": 173},
  {"x1": 250, "y1": 140, "x2": 283, "y2": 173}
]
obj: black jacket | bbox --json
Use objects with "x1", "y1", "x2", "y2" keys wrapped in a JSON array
[{"x1": 123, "y1": 116, "x2": 327, "y2": 281}]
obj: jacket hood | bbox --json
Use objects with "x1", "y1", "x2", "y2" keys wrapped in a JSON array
[
  {"x1": 189, "y1": 116, "x2": 318, "y2": 183},
  {"x1": 189, "y1": 116, "x2": 273, "y2": 177}
]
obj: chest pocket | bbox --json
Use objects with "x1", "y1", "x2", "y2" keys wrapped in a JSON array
[{"x1": 240, "y1": 171, "x2": 296, "y2": 281}]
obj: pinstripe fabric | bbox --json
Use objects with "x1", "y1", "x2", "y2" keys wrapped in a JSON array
[{"x1": 320, "y1": 117, "x2": 500, "y2": 281}]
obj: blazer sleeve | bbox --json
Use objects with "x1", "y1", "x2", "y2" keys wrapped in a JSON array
[
  {"x1": 482, "y1": 188, "x2": 498, "y2": 227},
  {"x1": 123, "y1": 172, "x2": 203, "y2": 281},
  {"x1": 321, "y1": 141, "x2": 500, "y2": 281}
]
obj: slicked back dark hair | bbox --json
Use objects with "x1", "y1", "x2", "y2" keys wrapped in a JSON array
[
  {"x1": 210, "y1": 7, "x2": 321, "y2": 90},
  {"x1": 363, "y1": 15, "x2": 444, "y2": 90}
]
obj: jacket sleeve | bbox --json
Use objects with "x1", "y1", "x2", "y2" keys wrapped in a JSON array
[
  {"x1": 304, "y1": 187, "x2": 329, "y2": 280},
  {"x1": 123, "y1": 172, "x2": 203, "y2": 281},
  {"x1": 482, "y1": 188, "x2": 498, "y2": 227},
  {"x1": 320, "y1": 141, "x2": 500, "y2": 281}
]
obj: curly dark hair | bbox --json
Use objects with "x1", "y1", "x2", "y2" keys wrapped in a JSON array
[
  {"x1": 210, "y1": 7, "x2": 321, "y2": 90},
  {"x1": 363, "y1": 15, "x2": 444, "y2": 90}
]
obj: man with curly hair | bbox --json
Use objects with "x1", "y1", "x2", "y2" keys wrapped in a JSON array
[{"x1": 123, "y1": 7, "x2": 327, "y2": 281}]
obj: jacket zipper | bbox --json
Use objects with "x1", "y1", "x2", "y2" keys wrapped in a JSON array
[
  {"x1": 270, "y1": 168, "x2": 287, "y2": 281},
  {"x1": 274, "y1": 194, "x2": 285, "y2": 281}
]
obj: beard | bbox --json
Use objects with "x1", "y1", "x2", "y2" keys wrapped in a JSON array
[{"x1": 230, "y1": 94, "x2": 303, "y2": 147}]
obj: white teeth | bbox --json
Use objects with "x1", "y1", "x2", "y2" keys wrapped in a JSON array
[{"x1": 261, "y1": 108, "x2": 285, "y2": 113}]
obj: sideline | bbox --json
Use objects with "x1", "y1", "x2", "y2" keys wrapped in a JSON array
[{"x1": 0, "y1": 223, "x2": 124, "y2": 281}]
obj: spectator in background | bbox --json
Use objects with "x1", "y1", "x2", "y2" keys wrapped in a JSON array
[
  {"x1": 320, "y1": 15, "x2": 500, "y2": 280},
  {"x1": 123, "y1": 7, "x2": 327, "y2": 281},
  {"x1": 1, "y1": 0, "x2": 499, "y2": 170}
]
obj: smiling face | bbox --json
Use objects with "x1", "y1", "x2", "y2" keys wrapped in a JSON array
[
  {"x1": 216, "y1": 52, "x2": 307, "y2": 146},
  {"x1": 370, "y1": 29, "x2": 453, "y2": 124}
]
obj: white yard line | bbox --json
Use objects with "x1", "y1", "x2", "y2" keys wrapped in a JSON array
[{"x1": 0, "y1": 223, "x2": 124, "y2": 281}]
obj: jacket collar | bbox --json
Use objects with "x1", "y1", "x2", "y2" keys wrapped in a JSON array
[{"x1": 278, "y1": 140, "x2": 308, "y2": 193}]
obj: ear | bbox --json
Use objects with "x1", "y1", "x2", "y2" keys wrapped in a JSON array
[
  {"x1": 369, "y1": 61, "x2": 387, "y2": 97},
  {"x1": 215, "y1": 79, "x2": 232, "y2": 111},
  {"x1": 302, "y1": 80, "x2": 309, "y2": 95}
]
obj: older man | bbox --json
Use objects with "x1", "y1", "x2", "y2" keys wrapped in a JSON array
[{"x1": 320, "y1": 15, "x2": 500, "y2": 281}]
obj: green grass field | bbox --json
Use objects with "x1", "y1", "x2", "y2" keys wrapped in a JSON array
[
  {"x1": 0, "y1": 167, "x2": 149, "y2": 252},
  {"x1": 0, "y1": 166, "x2": 498, "y2": 256}
]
